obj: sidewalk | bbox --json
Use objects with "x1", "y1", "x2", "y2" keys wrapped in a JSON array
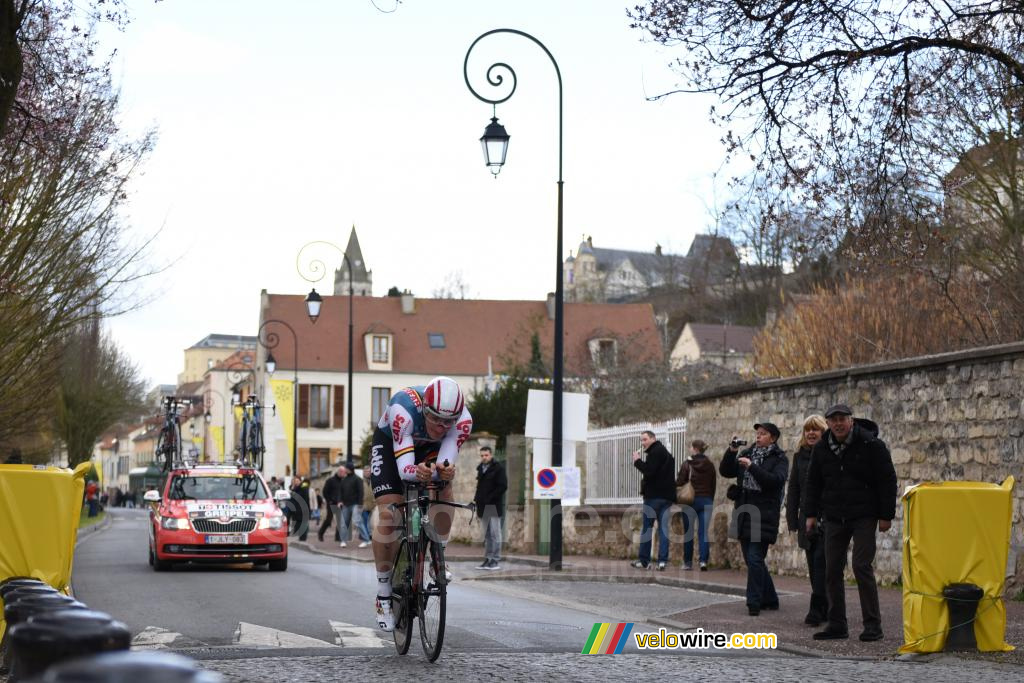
[{"x1": 296, "y1": 531, "x2": 1022, "y2": 664}]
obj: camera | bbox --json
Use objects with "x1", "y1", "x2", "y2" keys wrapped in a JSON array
[{"x1": 730, "y1": 438, "x2": 747, "y2": 448}]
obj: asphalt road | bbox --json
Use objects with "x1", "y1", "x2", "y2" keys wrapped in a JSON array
[{"x1": 64, "y1": 509, "x2": 1021, "y2": 681}]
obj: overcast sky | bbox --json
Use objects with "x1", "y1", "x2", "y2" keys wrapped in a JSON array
[{"x1": 101, "y1": 0, "x2": 727, "y2": 386}]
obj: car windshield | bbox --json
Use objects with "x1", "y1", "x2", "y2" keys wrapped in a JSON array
[{"x1": 168, "y1": 474, "x2": 267, "y2": 501}]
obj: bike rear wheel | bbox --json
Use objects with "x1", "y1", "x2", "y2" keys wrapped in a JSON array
[
  {"x1": 391, "y1": 539, "x2": 414, "y2": 655},
  {"x1": 418, "y1": 539, "x2": 447, "y2": 661}
]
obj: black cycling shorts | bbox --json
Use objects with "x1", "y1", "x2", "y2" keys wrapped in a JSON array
[{"x1": 369, "y1": 428, "x2": 442, "y2": 499}]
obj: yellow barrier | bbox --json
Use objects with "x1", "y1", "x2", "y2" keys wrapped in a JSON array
[
  {"x1": 899, "y1": 477, "x2": 1016, "y2": 653},
  {"x1": 0, "y1": 463, "x2": 91, "y2": 639}
]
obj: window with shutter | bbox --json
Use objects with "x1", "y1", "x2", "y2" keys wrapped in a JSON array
[
  {"x1": 333, "y1": 385, "x2": 344, "y2": 429},
  {"x1": 298, "y1": 384, "x2": 310, "y2": 428}
]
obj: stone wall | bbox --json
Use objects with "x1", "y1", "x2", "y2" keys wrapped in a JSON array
[{"x1": 681, "y1": 342, "x2": 1024, "y2": 591}]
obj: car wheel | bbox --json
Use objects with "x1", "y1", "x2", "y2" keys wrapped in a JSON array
[
  {"x1": 153, "y1": 554, "x2": 172, "y2": 572},
  {"x1": 148, "y1": 546, "x2": 154, "y2": 566},
  {"x1": 268, "y1": 556, "x2": 288, "y2": 572}
]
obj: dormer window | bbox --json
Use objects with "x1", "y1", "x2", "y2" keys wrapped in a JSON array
[
  {"x1": 372, "y1": 335, "x2": 390, "y2": 363},
  {"x1": 428, "y1": 333, "x2": 446, "y2": 349},
  {"x1": 588, "y1": 337, "x2": 617, "y2": 370}
]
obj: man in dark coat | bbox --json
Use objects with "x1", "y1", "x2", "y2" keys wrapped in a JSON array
[
  {"x1": 337, "y1": 462, "x2": 364, "y2": 548},
  {"x1": 720, "y1": 422, "x2": 788, "y2": 616},
  {"x1": 473, "y1": 446, "x2": 507, "y2": 570},
  {"x1": 631, "y1": 430, "x2": 675, "y2": 570},
  {"x1": 318, "y1": 465, "x2": 345, "y2": 542},
  {"x1": 805, "y1": 404, "x2": 898, "y2": 643}
]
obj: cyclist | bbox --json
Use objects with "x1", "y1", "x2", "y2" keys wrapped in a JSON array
[{"x1": 369, "y1": 376, "x2": 472, "y2": 632}]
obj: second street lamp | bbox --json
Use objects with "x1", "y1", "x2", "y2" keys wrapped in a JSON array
[
  {"x1": 259, "y1": 317, "x2": 300, "y2": 478},
  {"x1": 298, "y1": 241, "x2": 355, "y2": 464},
  {"x1": 465, "y1": 28, "x2": 566, "y2": 571}
]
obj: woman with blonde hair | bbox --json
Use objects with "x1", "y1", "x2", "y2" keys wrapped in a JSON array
[{"x1": 785, "y1": 414, "x2": 828, "y2": 626}]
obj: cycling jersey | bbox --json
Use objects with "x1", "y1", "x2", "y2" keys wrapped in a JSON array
[{"x1": 369, "y1": 386, "x2": 473, "y2": 497}]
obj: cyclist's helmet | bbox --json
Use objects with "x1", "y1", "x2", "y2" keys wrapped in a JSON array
[{"x1": 422, "y1": 376, "x2": 464, "y2": 422}]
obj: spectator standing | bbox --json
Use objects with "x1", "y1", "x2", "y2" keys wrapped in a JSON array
[
  {"x1": 310, "y1": 486, "x2": 322, "y2": 528},
  {"x1": 337, "y1": 462, "x2": 364, "y2": 548},
  {"x1": 720, "y1": 423, "x2": 788, "y2": 616},
  {"x1": 630, "y1": 430, "x2": 675, "y2": 571},
  {"x1": 318, "y1": 466, "x2": 345, "y2": 542},
  {"x1": 677, "y1": 439, "x2": 717, "y2": 571},
  {"x1": 805, "y1": 404, "x2": 898, "y2": 643},
  {"x1": 785, "y1": 414, "x2": 829, "y2": 626},
  {"x1": 473, "y1": 446, "x2": 508, "y2": 570},
  {"x1": 358, "y1": 465, "x2": 375, "y2": 548},
  {"x1": 85, "y1": 480, "x2": 99, "y2": 517}
]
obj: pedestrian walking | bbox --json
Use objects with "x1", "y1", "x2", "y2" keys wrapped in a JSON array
[
  {"x1": 290, "y1": 476, "x2": 311, "y2": 541},
  {"x1": 720, "y1": 422, "x2": 788, "y2": 616},
  {"x1": 677, "y1": 439, "x2": 716, "y2": 571},
  {"x1": 473, "y1": 446, "x2": 507, "y2": 570},
  {"x1": 805, "y1": 404, "x2": 898, "y2": 642},
  {"x1": 337, "y1": 462, "x2": 364, "y2": 548},
  {"x1": 318, "y1": 466, "x2": 345, "y2": 543},
  {"x1": 785, "y1": 414, "x2": 829, "y2": 626},
  {"x1": 630, "y1": 430, "x2": 675, "y2": 571}
]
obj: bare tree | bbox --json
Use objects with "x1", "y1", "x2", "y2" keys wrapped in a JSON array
[
  {"x1": 629, "y1": 1, "x2": 1024, "y2": 251},
  {"x1": 0, "y1": 10, "x2": 156, "y2": 453},
  {"x1": 431, "y1": 270, "x2": 472, "y2": 299}
]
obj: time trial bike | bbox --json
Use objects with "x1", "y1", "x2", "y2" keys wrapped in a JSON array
[{"x1": 156, "y1": 396, "x2": 190, "y2": 472}]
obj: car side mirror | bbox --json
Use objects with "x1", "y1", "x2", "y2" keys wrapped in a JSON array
[
  {"x1": 143, "y1": 490, "x2": 161, "y2": 502},
  {"x1": 273, "y1": 489, "x2": 291, "y2": 502}
]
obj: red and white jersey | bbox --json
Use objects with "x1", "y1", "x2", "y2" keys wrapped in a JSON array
[{"x1": 376, "y1": 386, "x2": 473, "y2": 481}]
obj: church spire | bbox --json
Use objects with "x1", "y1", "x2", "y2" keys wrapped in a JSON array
[{"x1": 333, "y1": 224, "x2": 373, "y2": 296}]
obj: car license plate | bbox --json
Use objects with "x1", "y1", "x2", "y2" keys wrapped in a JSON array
[{"x1": 205, "y1": 534, "x2": 247, "y2": 544}]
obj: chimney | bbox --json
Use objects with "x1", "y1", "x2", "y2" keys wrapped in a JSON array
[
  {"x1": 546, "y1": 292, "x2": 555, "y2": 320},
  {"x1": 401, "y1": 293, "x2": 415, "y2": 314}
]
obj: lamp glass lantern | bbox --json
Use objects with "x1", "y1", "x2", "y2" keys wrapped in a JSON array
[
  {"x1": 265, "y1": 352, "x2": 276, "y2": 375},
  {"x1": 204, "y1": 411, "x2": 212, "y2": 424},
  {"x1": 480, "y1": 116, "x2": 510, "y2": 175},
  {"x1": 305, "y1": 288, "x2": 323, "y2": 324}
]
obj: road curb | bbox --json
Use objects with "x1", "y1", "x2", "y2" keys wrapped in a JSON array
[{"x1": 75, "y1": 513, "x2": 112, "y2": 545}]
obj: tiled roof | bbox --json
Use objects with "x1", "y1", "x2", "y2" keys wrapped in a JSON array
[
  {"x1": 259, "y1": 294, "x2": 664, "y2": 375},
  {"x1": 188, "y1": 334, "x2": 258, "y2": 350},
  {"x1": 210, "y1": 349, "x2": 256, "y2": 371},
  {"x1": 686, "y1": 323, "x2": 758, "y2": 355}
]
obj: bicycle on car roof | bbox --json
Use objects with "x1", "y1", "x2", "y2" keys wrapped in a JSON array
[
  {"x1": 238, "y1": 395, "x2": 273, "y2": 471},
  {"x1": 157, "y1": 396, "x2": 191, "y2": 472}
]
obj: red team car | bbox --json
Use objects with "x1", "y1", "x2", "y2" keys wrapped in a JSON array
[{"x1": 145, "y1": 464, "x2": 289, "y2": 571}]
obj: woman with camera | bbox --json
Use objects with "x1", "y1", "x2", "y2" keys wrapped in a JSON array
[{"x1": 720, "y1": 423, "x2": 789, "y2": 616}]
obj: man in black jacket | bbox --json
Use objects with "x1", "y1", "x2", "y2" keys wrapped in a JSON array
[
  {"x1": 337, "y1": 462, "x2": 364, "y2": 548},
  {"x1": 805, "y1": 404, "x2": 898, "y2": 643},
  {"x1": 473, "y1": 446, "x2": 507, "y2": 570},
  {"x1": 318, "y1": 465, "x2": 345, "y2": 543},
  {"x1": 631, "y1": 430, "x2": 675, "y2": 570}
]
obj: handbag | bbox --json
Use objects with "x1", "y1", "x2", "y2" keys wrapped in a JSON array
[{"x1": 676, "y1": 480, "x2": 695, "y2": 505}]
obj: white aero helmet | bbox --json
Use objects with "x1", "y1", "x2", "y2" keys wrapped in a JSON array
[{"x1": 422, "y1": 376, "x2": 464, "y2": 421}]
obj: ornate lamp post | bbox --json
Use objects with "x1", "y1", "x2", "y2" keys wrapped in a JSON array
[
  {"x1": 465, "y1": 29, "x2": 565, "y2": 570},
  {"x1": 202, "y1": 388, "x2": 229, "y2": 463},
  {"x1": 259, "y1": 318, "x2": 300, "y2": 477},
  {"x1": 297, "y1": 241, "x2": 355, "y2": 463}
]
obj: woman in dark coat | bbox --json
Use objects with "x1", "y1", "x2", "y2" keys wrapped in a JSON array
[
  {"x1": 786, "y1": 414, "x2": 828, "y2": 626},
  {"x1": 720, "y1": 422, "x2": 789, "y2": 616},
  {"x1": 676, "y1": 439, "x2": 717, "y2": 570}
]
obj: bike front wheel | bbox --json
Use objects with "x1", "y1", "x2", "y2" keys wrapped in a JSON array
[
  {"x1": 418, "y1": 539, "x2": 447, "y2": 661},
  {"x1": 391, "y1": 539, "x2": 414, "y2": 655}
]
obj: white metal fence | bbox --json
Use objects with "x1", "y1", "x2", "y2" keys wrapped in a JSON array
[{"x1": 584, "y1": 417, "x2": 687, "y2": 504}]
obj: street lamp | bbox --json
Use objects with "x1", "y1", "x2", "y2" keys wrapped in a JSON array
[
  {"x1": 258, "y1": 318, "x2": 300, "y2": 478},
  {"x1": 203, "y1": 388, "x2": 229, "y2": 463},
  {"x1": 297, "y1": 241, "x2": 355, "y2": 464},
  {"x1": 465, "y1": 29, "x2": 566, "y2": 570}
]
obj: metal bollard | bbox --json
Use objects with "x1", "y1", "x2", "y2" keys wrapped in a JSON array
[
  {"x1": 8, "y1": 611, "x2": 130, "y2": 681},
  {"x1": 30, "y1": 650, "x2": 224, "y2": 682},
  {"x1": 1, "y1": 595, "x2": 87, "y2": 675}
]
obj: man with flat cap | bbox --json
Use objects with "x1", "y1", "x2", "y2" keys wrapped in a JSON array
[{"x1": 804, "y1": 404, "x2": 898, "y2": 642}]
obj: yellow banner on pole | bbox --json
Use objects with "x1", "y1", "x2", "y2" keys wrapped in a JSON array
[
  {"x1": 271, "y1": 379, "x2": 295, "y2": 469},
  {"x1": 210, "y1": 426, "x2": 224, "y2": 461}
]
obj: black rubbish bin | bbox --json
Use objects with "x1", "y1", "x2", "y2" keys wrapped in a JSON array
[
  {"x1": 31, "y1": 650, "x2": 224, "y2": 683},
  {"x1": 8, "y1": 611, "x2": 130, "y2": 681},
  {"x1": 942, "y1": 582, "x2": 985, "y2": 651},
  {"x1": 1, "y1": 595, "x2": 86, "y2": 674}
]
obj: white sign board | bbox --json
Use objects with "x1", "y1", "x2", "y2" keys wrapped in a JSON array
[
  {"x1": 533, "y1": 466, "x2": 580, "y2": 505},
  {"x1": 524, "y1": 390, "x2": 590, "y2": 442},
  {"x1": 531, "y1": 440, "x2": 577, "y2": 470}
]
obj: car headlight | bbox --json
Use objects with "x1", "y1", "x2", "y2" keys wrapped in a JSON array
[
  {"x1": 258, "y1": 515, "x2": 283, "y2": 530},
  {"x1": 160, "y1": 516, "x2": 189, "y2": 530}
]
